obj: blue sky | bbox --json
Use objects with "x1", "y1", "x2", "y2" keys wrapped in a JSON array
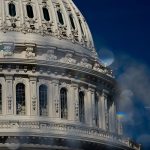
[{"x1": 74, "y1": 0, "x2": 150, "y2": 149}]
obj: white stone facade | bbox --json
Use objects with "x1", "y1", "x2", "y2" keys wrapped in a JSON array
[{"x1": 0, "y1": 0, "x2": 140, "y2": 150}]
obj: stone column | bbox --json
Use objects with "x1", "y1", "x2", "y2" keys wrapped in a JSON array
[
  {"x1": 29, "y1": 76, "x2": 37, "y2": 116},
  {"x1": 98, "y1": 93, "x2": 102, "y2": 128},
  {"x1": 68, "y1": 83, "x2": 79, "y2": 121},
  {"x1": 49, "y1": 81, "x2": 53, "y2": 118},
  {"x1": 109, "y1": 99, "x2": 117, "y2": 133},
  {"x1": 85, "y1": 87, "x2": 95, "y2": 127},
  {"x1": 5, "y1": 75, "x2": 14, "y2": 115},
  {"x1": 100, "y1": 90, "x2": 109, "y2": 130},
  {"x1": 68, "y1": 84, "x2": 74, "y2": 121},
  {"x1": 91, "y1": 88, "x2": 96, "y2": 127},
  {"x1": 51, "y1": 80, "x2": 60, "y2": 118},
  {"x1": 74, "y1": 84, "x2": 79, "y2": 121}
]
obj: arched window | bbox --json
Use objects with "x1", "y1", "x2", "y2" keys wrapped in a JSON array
[
  {"x1": 16, "y1": 83, "x2": 25, "y2": 115},
  {"x1": 0, "y1": 84, "x2": 2, "y2": 114},
  {"x1": 57, "y1": 9, "x2": 64, "y2": 25},
  {"x1": 39, "y1": 85, "x2": 48, "y2": 116},
  {"x1": 69, "y1": 14, "x2": 75, "y2": 30},
  {"x1": 79, "y1": 91, "x2": 85, "y2": 123},
  {"x1": 9, "y1": 3, "x2": 16, "y2": 17},
  {"x1": 95, "y1": 93, "x2": 99, "y2": 127},
  {"x1": 79, "y1": 19, "x2": 84, "y2": 35},
  {"x1": 26, "y1": 4, "x2": 34, "y2": 18},
  {"x1": 43, "y1": 7, "x2": 50, "y2": 21},
  {"x1": 60, "y1": 88, "x2": 67, "y2": 119}
]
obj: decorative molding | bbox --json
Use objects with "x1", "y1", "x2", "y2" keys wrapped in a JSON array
[
  {"x1": 77, "y1": 58, "x2": 92, "y2": 69},
  {"x1": 60, "y1": 53, "x2": 76, "y2": 64},
  {"x1": 0, "y1": 120, "x2": 140, "y2": 150},
  {"x1": 26, "y1": 46, "x2": 35, "y2": 58},
  {"x1": 46, "y1": 50, "x2": 57, "y2": 61}
]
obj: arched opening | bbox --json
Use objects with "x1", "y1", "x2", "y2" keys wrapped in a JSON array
[
  {"x1": 9, "y1": 3, "x2": 16, "y2": 17},
  {"x1": 69, "y1": 14, "x2": 75, "y2": 30},
  {"x1": 57, "y1": 9, "x2": 64, "y2": 25},
  {"x1": 39, "y1": 85, "x2": 48, "y2": 116},
  {"x1": 26, "y1": 4, "x2": 34, "y2": 18},
  {"x1": 43, "y1": 7, "x2": 50, "y2": 21},
  {"x1": 16, "y1": 83, "x2": 25, "y2": 115},
  {"x1": 79, "y1": 91, "x2": 85, "y2": 123},
  {"x1": 60, "y1": 88, "x2": 67, "y2": 119}
]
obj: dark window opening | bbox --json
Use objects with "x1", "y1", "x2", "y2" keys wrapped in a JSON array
[
  {"x1": 43, "y1": 7, "x2": 50, "y2": 21},
  {"x1": 39, "y1": 85, "x2": 48, "y2": 116},
  {"x1": 57, "y1": 10, "x2": 64, "y2": 25},
  {"x1": 95, "y1": 93, "x2": 99, "y2": 127},
  {"x1": 60, "y1": 88, "x2": 67, "y2": 119},
  {"x1": 9, "y1": 3, "x2": 16, "y2": 17},
  {"x1": 16, "y1": 83, "x2": 25, "y2": 115},
  {"x1": 79, "y1": 91, "x2": 85, "y2": 123},
  {"x1": 26, "y1": 4, "x2": 34, "y2": 18},
  {"x1": 69, "y1": 14, "x2": 75, "y2": 30}
]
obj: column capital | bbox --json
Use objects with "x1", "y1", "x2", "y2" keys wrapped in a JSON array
[
  {"x1": 88, "y1": 87, "x2": 95, "y2": 93},
  {"x1": 5, "y1": 75, "x2": 13, "y2": 80},
  {"x1": 101, "y1": 89, "x2": 109, "y2": 96}
]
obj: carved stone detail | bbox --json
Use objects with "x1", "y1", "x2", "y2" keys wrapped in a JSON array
[
  {"x1": 93, "y1": 63, "x2": 104, "y2": 73},
  {"x1": 60, "y1": 53, "x2": 76, "y2": 64},
  {"x1": 7, "y1": 96, "x2": 12, "y2": 111},
  {"x1": 78, "y1": 58, "x2": 92, "y2": 69},
  {"x1": 32, "y1": 96, "x2": 37, "y2": 112},
  {"x1": 46, "y1": 50, "x2": 57, "y2": 61},
  {"x1": 26, "y1": 47, "x2": 35, "y2": 58},
  {"x1": 93, "y1": 62, "x2": 114, "y2": 77},
  {"x1": 2, "y1": 43, "x2": 14, "y2": 57}
]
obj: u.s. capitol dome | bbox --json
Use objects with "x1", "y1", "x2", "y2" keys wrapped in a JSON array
[{"x1": 0, "y1": 0, "x2": 140, "y2": 150}]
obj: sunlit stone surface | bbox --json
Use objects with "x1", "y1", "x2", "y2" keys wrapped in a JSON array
[{"x1": 0, "y1": 0, "x2": 140, "y2": 149}]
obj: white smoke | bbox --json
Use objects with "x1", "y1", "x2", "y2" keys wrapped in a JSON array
[{"x1": 112, "y1": 53, "x2": 150, "y2": 149}]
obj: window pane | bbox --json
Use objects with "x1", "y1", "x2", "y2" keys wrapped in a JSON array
[
  {"x1": 60, "y1": 88, "x2": 67, "y2": 119},
  {"x1": 57, "y1": 10, "x2": 64, "y2": 25},
  {"x1": 26, "y1": 4, "x2": 34, "y2": 18},
  {"x1": 95, "y1": 93, "x2": 99, "y2": 127},
  {"x1": 39, "y1": 85, "x2": 48, "y2": 116},
  {"x1": 79, "y1": 92, "x2": 85, "y2": 123},
  {"x1": 43, "y1": 7, "x2": 50, "y2": 21},
  {"x1": 9, "y1": 3, "x2": 16, "y2": 17},
  {"x1": 16, "y1": 83, "x2": 25, "y2": 115},
  {"x1": 69, "y1": 14, "x2": 75, "y2": 30}
]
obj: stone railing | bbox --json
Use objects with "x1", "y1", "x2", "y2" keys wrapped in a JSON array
[{"x1": 0, "y1": 120, "x2": 140, "y2": 150}]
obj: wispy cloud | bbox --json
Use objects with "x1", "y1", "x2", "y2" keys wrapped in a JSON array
[{"x1": 112, "y1": 53, "x2": 150, "y2": 148}]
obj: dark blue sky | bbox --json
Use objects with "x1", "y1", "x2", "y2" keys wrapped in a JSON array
[
  {"x1": 74, "y1": 0, "x2": 150, "y2": 65},
  {"x1": 74, "y1": 0, "x2": 150, "y2": 149}
]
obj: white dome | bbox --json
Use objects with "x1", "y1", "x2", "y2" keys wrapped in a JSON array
[
  {"x1": 0, "y1": 1, "x2": 140, "y2": 150},
  {"x1": 0, "y1": 0, "x2": 96, "y2": 57}
]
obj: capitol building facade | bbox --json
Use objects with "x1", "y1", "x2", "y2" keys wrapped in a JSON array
[{"x1": 0, "y1": 0, "x2": 140, "y2": 149}]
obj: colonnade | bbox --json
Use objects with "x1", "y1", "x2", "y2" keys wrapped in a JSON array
[{"x1": 0, "y1": 75, "x2": 117, "y2": 133}]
